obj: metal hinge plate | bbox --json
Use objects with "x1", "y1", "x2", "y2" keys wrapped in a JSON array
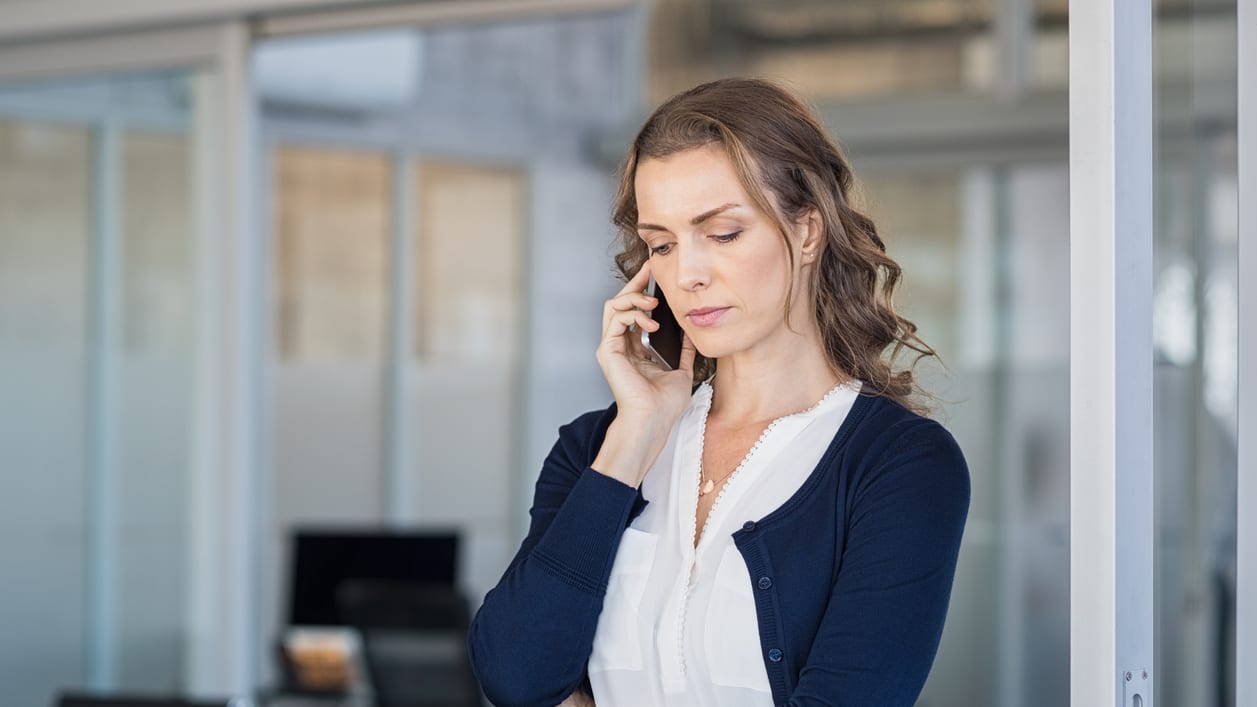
[{"x1": 1121, "y1": 667, "x2": 1149, "y2": 707}]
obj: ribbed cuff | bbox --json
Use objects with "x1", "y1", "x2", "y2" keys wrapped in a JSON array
[{"x1": 532, "y1": 467, "x2": 640, "y2": 595}]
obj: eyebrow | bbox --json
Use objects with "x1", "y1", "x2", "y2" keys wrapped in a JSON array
[{"x1": 637, "y1": 203, "x2": 741, "y2": 232}]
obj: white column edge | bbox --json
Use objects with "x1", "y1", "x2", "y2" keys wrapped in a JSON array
[
  {"x1": 1069, "y1": 0, "x2": 1156, "y2": 704},
  {"x1": 217, "y1": 19, "x2": 261, "y2": 698}
]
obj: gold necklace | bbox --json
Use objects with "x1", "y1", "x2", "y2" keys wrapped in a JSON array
[{"x1": 699, "y1": 452, "x2": 754, "y2": 496}]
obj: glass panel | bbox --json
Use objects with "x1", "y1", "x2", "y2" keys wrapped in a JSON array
[
  {"x1": 255, "y1": 23, "x2": 541, "y2": 689},
  {"x1": 267, "y1": 144, "x2": 392, "y2": 686},
  {"x1": 274, "y1": 146, "x2": 390, "y2": 362},
  {"x1": 0, "y1": 69, "x2": 204, "y2": 703},
  {"x1": 412, "y1": 158, "x2": 525, "y2": 601},
  {"x1": 861, "y1": 162, "x2": 1070, "y2": 707},
  {"x1": 117, "y1": 128, "x2": 196, "y2": 690},
  {"x1": 413, "y1": 160, "x2": 523, "y2": 362},
  {"x1": 1153, "y1": 1, "x2": 1238, "y2": 704},
  {"x1": 270, "y1": 143, "x2": 391, "y2": 525},
  {"x1": 0, "y1": 115, "x2": 92, "y2": 707}
]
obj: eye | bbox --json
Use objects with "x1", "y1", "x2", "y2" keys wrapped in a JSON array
[
  {"x1": 650, "y1": 243, "x2": 673, "y2": 256},
  {"x1": 713, "y1": 231, "x2": 742, "y2": 243}
]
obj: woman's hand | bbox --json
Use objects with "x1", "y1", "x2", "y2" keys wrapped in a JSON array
[
  {"x1": 591, "y1": 260, "x2": 697, "y2": 488},
  {"x1": 595, "y1": 260, "x2": 696, "y2": 420}
]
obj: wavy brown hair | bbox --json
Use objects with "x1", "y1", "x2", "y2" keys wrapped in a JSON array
[{"x1": 611, "y1": 77, "x2": 939, "y2": 414}]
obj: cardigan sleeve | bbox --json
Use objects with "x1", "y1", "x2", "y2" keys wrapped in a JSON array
[
  {"x1": 467, "y1": 405, "x2": 645, "y2": 707},
  {"x1": 785, "y1": 419, "x2": 971, "y2": 706}
]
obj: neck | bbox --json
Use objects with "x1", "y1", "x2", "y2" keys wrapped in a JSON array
[{"x1": 707, "y1": 321, "x2": 850, "y2": 427}]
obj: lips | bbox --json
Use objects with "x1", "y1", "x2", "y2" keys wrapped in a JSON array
[{"x1": 686, "y1": 306, "x2": 730, "y2": 327}]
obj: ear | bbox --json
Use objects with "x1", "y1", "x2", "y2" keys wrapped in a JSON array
[{"x1": 794, "y1": 207, "x2": 824, "y2": 259}]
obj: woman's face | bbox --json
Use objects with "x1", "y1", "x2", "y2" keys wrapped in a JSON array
[{"x1": 634, "y1": 143, "x2": 818, "y2": 363}]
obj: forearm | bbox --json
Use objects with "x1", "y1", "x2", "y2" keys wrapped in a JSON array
[{"x1": 468, "y1": 467, "x2": 639, "y2": 707}]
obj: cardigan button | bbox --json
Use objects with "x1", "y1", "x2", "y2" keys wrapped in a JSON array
[
  {"x1": 757, "y1": 576, "x2": 773, "y2": 590},
  {"x1": 742, "y1": 521, "x2": 756, "y2": 532},
  {"x1": 768, "y1": 648, "x2": 783, "y2": 662}
]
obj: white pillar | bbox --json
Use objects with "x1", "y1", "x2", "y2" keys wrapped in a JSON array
[
  {"x1": 186, "y1": 20, "x2": 261, "y2": 699},
  {"x1": 1069, "y1": 0, "x2": 1155, "y2": 705},
  {"x1": 219, "y1": 20, "x2": 261, "y2": 697}
]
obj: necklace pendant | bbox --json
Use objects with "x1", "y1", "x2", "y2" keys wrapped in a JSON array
[{"x1": 700, "y1": 479, "x2": 715, "y2": 496}]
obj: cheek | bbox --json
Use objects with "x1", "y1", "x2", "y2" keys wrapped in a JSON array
[
  {"x1": 740, "y1": 252, "x2": 793, "y2": 308},
  {"x1": 649, "y1": 258, "x2": 678, "y2": 294}
]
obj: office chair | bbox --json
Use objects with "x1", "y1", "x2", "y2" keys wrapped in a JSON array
[{"x1": 336, "y1": 579, "x2": 482, "y2": 707}]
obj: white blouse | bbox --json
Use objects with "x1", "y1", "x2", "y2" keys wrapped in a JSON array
[{"x1": 588, "y1": 377, "x2": 861, "y2": 706}]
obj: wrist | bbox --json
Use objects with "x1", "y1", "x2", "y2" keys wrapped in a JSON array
[{"x1": 591, "y1": 417, "x2": 671, "y2": 487}]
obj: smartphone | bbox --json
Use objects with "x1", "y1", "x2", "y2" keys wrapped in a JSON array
[{"x1": 641, "y1": 273, "x2": 684, "y2": 370}]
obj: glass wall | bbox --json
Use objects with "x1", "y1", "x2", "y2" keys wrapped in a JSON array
[
  {"x1": 0, "y1": 71, "x2": 204, "y2": 704},
  {"x1": 1153, "y1": 1, "x2": 1238, "y2": 706},
  {"x1": 0, "y1": 109, "x2": 93, "y2": 707},
  {"x1": 254, "y1": 27, "x2": 541, "y2": 689},
  {"x1": 858, "y1": 164, "x2": 1070, "y2": 707}
]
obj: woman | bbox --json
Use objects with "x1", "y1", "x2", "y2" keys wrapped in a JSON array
[{"x1": 467, "y1": 77, "x2": 970, "y2": 707}]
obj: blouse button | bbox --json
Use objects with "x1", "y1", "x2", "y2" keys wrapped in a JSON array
[
  {"x1": 757, "y1": 576, "x2": 773, "y2": 590},
  {"x1": 768, "y1": 648, "x2": 783, "y2": 662},
  {"x1": 742, "y1": 521, "x2": 756, "y2": 532}
]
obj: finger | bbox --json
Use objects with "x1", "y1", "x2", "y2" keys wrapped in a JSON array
[
  {"x1": 615, "y1": 259, "x2": 653, "y2": 297},
  {"x1": 603, "y1": 292, "x2": 658, "y2": 332},
  {"x1": 606, "y1": 292, "x2": 658, "y2": 313},
  {"x1": 604, "y1": 310, "x2": 658, "y2": 342},
  {"x1": 605, "y1": 262, "x2": 656, "y2": 330}
]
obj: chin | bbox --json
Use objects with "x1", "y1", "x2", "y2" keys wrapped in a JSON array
[
  {"x1": 687, "y1": 333, "x2": 736, "y2": 361},
  {"x1": 687, "y1": 319, "x2": 782, "y2": 362}
]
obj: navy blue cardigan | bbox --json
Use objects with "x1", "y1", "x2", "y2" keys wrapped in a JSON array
[{"x1": 468, "y1": 389, "x2": 971, "y2": 706}]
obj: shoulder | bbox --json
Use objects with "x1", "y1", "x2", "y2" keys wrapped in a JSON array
[
  {"x1": 842, "y1": 392, "x2": 970, "y2": 503},
  {"x1": 847, "y1": 392, "x2": 964, "y2": 460}
]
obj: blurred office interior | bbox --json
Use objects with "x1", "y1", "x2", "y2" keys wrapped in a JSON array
[{"x1": 0, "y1": 0, "x2": 1242, "y2": 706}]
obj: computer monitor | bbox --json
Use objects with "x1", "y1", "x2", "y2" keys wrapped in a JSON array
[{"x1": 287, "y1": 528, "x2": 459, "y2": 627}]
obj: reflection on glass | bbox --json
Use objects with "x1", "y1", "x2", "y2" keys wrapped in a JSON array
[
  {"x1": 274, "y1": 146, "x2": 391, "y2": 362},
  {"x1": 413, "y1": 160, "x2": 524, "y2": 362}
]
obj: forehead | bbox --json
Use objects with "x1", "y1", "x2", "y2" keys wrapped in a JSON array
[{"x1": 634, "y1": 144, "x2": 752, "y2": 223}]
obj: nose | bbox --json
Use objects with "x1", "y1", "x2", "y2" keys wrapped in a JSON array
[{"x1": 675, "y1": 240, "x2": 711, "y2": 292}]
